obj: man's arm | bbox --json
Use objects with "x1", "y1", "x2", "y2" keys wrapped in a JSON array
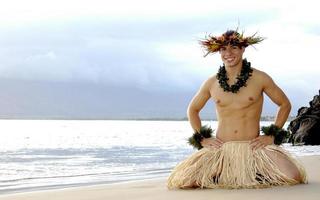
[
  {"x1": 187, "y1": 78, "x2": 212, "y2": 132},
  {"x1": 262, "y1": 73, "x2": 292, "y2": 128},
  {"x1": 250, "y1": 72, "x2": 291, "y2": 149}
]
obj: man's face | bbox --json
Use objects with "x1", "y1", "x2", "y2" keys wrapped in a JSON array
[{"x1": 219, "y1": 44, "x2": 245, "y2": 68}]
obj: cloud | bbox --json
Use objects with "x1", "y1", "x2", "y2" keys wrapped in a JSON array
[
  {"x1": 2, "y1": 19, "x2": 318, "y2": 87},
  {"x1": 0, "y1": 0, "x2": 280, "y2": 25},
  {"x1": 0, "y1": 0, "x2": 318, "y2": 117},
  {"x1": 0, "y1": 9, "x2": 276, "y2": 92}
]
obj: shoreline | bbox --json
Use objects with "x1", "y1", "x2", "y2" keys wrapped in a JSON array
[
  {"x1": 0, "y1": 176, "x2": 167, "y2": 196},
  {"x1": 0, "y1": 175, "x2": 169, "y2": 196},
  {"x1": 0, "y1": 116, "x2": 296, "y2": 121},
  {"x1": 0, "y1": 155, "x2": 319, "y2": 200}
]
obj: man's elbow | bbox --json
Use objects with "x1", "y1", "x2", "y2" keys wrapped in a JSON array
[
  {"x1": 282, "y1": 101, "x2": 292, "y2": 113},
  {"x1": 187, "y1": 105, "x2": 200, "y2": 117}
]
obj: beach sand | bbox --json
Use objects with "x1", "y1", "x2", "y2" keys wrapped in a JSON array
[{"x1": 0, "y1": 155, "x2": 319, "y2": 200}]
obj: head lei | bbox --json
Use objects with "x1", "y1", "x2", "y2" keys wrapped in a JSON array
[{"x1": 199, "y1": 30, "x2": 265, "y2": 57}]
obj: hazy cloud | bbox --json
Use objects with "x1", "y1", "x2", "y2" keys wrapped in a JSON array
[{"x1": 0, "y1": 0, "x2": 318, "y2": 118}]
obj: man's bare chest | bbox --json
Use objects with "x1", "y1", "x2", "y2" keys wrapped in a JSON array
[{"x1": 210, "y1": 82, "x2": 263, "y2": 109}]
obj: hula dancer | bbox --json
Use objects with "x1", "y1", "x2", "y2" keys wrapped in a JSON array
[{"x1": 167, "y1": 29, "x2": 307, "y2": 189}]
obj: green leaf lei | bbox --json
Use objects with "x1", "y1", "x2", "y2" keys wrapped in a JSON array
[
  {"x1": 216, "y1": 59, "x2": 253, "y2": 93},
  {"x1": 261, "y1": 124, "x2": 290, "y2": 145},
  {"x1": 188, "y1": 125, "x2": 214, "y2": 150}
]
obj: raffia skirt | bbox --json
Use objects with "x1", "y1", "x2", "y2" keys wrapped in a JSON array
[{"x1": 167, "y1": 141, "x2": 307, "y2": 189}]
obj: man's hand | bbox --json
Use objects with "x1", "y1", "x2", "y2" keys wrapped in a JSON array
[
  {"x1": 250, "y1": 135, "x2": 274, "y2": 150},
  {"x1": 201, "y1": 137, "x2": 224, "y2": 149}
]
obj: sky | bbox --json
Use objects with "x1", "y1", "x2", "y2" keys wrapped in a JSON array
[{"x1": 0, "y1": 0, "x2": 319, "y2": 119}]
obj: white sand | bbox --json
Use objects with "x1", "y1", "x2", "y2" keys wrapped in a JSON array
[{"x1": 0, "y1": 156, "x2": 319, "y2": 200}]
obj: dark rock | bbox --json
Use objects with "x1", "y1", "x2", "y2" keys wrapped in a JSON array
[{"x1": 288, "y1": 90, "x2": 320, "y2": 145}]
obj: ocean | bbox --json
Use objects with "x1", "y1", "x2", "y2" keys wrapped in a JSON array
[{"x1": 0, "y1": 120, "x2": 319, "y2": 195}]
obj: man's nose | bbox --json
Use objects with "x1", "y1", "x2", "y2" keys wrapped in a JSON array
[{"x1": 224, "y1": 47, "x2": 232, "y2": 54}]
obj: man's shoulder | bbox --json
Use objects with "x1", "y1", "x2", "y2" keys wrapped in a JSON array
[
  {"x1": 208, "y1": 74, "x2": 218, "y2": 82},
  {"x1": 252, "y1": 68, "x2": 274, "y2": 87},
  {"x1": 252, "y1": 68, "x2": 272, "y2": 81},
  {"x1": 252, "y1": 68, "x2": 267, "y2": 76},
  {"x1": 199, "y1": 75, "x2": 217, "y2": 91},
  {"x1": 205, "y1": 74, "x2": 217, "y2": 86}
]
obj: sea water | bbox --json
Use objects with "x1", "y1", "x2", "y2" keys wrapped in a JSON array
[{"x1": 0, "y1": 120, "x2": 319, "y2": 194}]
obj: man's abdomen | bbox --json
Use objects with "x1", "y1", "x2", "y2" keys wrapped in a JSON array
[{"x1": 215, "y1": 117, "x2": 260, "y2": 142}]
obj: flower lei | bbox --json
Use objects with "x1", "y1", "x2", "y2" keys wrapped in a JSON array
[{"x1": 216, "y1": 59, "x2": 253, "y2": 93}]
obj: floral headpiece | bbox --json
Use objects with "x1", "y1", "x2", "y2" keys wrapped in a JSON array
[{"x1": 199, "y1": 30, "x2": 264, "y2": 57}]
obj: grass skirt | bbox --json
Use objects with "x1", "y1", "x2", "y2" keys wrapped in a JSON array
[{"x1": 167, "y1": 141, "x2": 307, "y2": 189}]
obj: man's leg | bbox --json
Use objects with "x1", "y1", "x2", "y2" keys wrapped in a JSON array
[
  {"x1": 263, "y1": 149, "x2": 303, "y2": 182},
  {"x1": 179, "y1": 149, "x2": 222, "y2": 188},
  {"x1": 180, "y1": 170, "x2": 221, "y2": 189}
]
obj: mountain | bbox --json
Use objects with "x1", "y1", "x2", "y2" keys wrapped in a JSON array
[{"x1": 0, "y1": 78, "x2": 299, "y2": 120}]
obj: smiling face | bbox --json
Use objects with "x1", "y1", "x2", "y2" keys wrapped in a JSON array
[{"x1": 219, "y1": 44, "x2": 245, "y2": 68}]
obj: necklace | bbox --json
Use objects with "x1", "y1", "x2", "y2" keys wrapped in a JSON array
[{"x1": 216, "y1": 59, "x2": 253, "y2": 93}]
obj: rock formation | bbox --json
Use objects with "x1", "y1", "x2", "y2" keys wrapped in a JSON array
[{"x1": 288, "y1": 90, "x2": 320, "y2": 145}]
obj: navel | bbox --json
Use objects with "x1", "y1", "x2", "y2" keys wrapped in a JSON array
[
  {"x1": 216, "y1": 99, "x2": 221, "y2": 104},
  {"x1": 248, "y1": 97, "x2": 254, "y2": 101},
  {"x1": 234, "y1": 130, "x2": 238, "y2": 134}
]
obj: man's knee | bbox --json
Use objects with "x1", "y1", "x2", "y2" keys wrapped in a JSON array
[
  {"x1": 288, "y1": 169, "x2": 303, "y2": 183},
  {"x1": 263, "y1": 149, "x2": 303, "y2": 182}
]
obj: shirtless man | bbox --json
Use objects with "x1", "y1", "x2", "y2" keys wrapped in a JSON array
[
  {"x1": 188, "y1": 34, "x2": 302, "y2": 182},
  {"x1": 167, "y1": 30, "x2": 306, "y2": 189}
]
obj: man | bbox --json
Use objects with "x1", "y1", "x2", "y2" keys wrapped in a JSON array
[{"x1": 167, "y1": 30, "x2": 307, "y2": 189}]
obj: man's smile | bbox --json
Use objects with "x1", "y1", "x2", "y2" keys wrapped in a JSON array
[{"x1": 224, "y1": 57, "x2": 235, "y2": 62}]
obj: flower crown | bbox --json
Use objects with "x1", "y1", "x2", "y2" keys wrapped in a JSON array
[{"x1": 199, "y1": 30, "x2": 264, "y2": 57}]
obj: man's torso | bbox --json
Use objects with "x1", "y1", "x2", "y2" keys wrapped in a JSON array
[{"x1": 209, "y1": 68, "x2": 265, "y2": 141}]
